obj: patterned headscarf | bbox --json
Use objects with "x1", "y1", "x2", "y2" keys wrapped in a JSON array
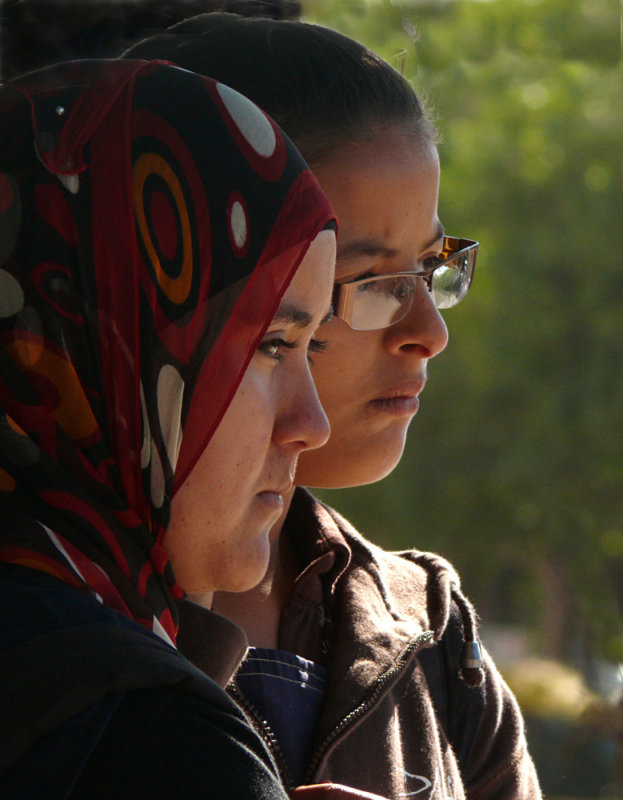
[{"x1": 0, "y1": 59, "x2": 335, "y2": 644}]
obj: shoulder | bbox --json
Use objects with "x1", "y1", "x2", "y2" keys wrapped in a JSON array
[
  {"x1": 0, "y1": 563, "x2": 209, "y2": 703},
  {"x1": 1, "y1": 565, "x2": 287, "y2": 799},
  {"x1": 5, "y1": 677, "x2": 287, "y2": 800},
  {"x1": 0, "y1": 562, "x2": 127, "y2": 646},
  {"x1": 299, "y1": 501, "x2": 540, "y2": 796},
  {"x1": 67, "y1": 685, "x2": 287, "y2": 799},
  {"x1": 0, "y1": 562, "x2": 239, "y2": 715},
  {"x1": 0, "y1": 566, "x2": 249, "y2": 760},
  {"x1": 314, "y1": 495, "x2": 461, "y2": 623}
]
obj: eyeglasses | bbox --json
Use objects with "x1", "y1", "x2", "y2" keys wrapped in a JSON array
[{"x1": 332, "y1": 236, "x2": 478, "y2": 331}]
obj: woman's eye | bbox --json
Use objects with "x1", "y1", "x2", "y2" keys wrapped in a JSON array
[
  {"x1": 392, "y1": 278, "x2": 417, "y2": 302},
  {"x1": 307, "y1": 337, "x2": 328, "y2": 366},
  {"x1": 259, "y1": 338, "x2": 284, "y2": 360},
  {"x1": 258, "y1": 337, "x2": 297, "y2": 361},
  {"x1": 420, "y1": 255, "x2": 442, "y2": 272},
  {"x1": 339, "y1": 269, "x2": 375, "y2": 287},
  {"x1": 309, "y1": 338, "x2": 328, "y2": 354}
]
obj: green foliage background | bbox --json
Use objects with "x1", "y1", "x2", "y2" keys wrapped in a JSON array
[{"x1": 306, "y1": 0, "x2": 623, "y2": 667}]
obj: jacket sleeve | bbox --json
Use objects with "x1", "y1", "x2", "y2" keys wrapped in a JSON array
[
  {"x1": 440, "y1": 608, "x2": 542, "y2": 800},
  {"x1": 68, "y1": 685, "x2": 290, "y2": 799}
]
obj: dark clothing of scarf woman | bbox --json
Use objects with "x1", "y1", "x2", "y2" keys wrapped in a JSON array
[{"x1": 0, "y1": 59, "x2": 334, "y2": 796}]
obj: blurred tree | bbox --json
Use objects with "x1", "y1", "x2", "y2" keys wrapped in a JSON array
[{"x1": 308, "y1": 0, "x2": 623, "y2": 668}]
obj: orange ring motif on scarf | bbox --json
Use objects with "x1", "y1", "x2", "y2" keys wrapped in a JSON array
[
  {"x1": 5, "y1": 340, "x2": 98, "y2": 442},
  {"x1": 0, "y1": 467, "x2": 16, "y2": 492},
  {"x1": 133, "y1": 153, "x2": 194, "y2": 307}
]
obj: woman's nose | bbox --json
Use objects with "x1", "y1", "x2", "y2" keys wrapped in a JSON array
[
  {"x1": 273, "y1": 363, "x2": 330, "y2": 452},
  {"x1": 383, "y1": 278, "x2": 449, "y2": 358}
]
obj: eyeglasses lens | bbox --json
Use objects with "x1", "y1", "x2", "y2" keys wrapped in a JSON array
[
  {"x1": 350, "y1": 275, "x2": 417, "y2": 330},
  {"x1": 431, "y1": 249, "x2": 475, "y2": 310}
]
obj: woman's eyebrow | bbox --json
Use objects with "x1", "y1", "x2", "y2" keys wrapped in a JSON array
[
  {"x1": 337, "y1": 222, "x2": 445, "y2": 261},
  {"x1": 271, "y1": 303, "x2": 333, "y2": 329},
  {"x1": 337, "y1": 239, "x2": 397, "y2": 261},
  {"x1": 422, "y1": 222, "x2": 445, "y2": 251},
  {"x1": 272, "y1": 303, "x2": 313, "y2": 328}
]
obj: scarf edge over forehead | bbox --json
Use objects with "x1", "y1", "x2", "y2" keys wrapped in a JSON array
[{"x1": 0, "y1": 59, "x2": 335, "y2": 644}]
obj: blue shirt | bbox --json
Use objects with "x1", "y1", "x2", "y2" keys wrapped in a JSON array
[{"x1": 236, "y1": 647, "x2": 327, "y2": 785}]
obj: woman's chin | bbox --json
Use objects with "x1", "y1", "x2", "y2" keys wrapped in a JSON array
[
  {"x1": 180, "y1": 532, "x2": 272, "y2": 598},
  {"x1": 226, "y1": 537, "x2": 273, "y2": 594},
  {"x1": 296, "y1": 434, "x2": 407, "y2": 490}
]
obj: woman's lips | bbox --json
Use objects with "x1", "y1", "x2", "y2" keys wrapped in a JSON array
[
  {"x1": 367, "y1": 394, "x2": 420, "y2": 417},
  {"x1": 367, "y1": 381, "x2": 425, "y2": 417},
  {"x1": 256, "y1": 479, "x2": 293, "y2": 509},
  {"x1": 256, "y1": 491, "x2": 286, "y2": 509}
]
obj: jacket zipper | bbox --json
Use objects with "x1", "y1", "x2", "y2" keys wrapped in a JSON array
[
  {"x1": 302, "y1": 630, "x2": 434, "y2": 784},
  {"x1": 228, "y1": 683, "x2": 295, "y2": 791}
]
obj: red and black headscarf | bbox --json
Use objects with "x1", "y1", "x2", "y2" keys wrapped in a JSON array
[{"x1": 0, "y1": 59, "x2": 335, "y2": 644}]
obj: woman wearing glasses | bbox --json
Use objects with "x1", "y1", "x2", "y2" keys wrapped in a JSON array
[{"x1": 127, "y1": 14, "x2": 540, "y2": 800}]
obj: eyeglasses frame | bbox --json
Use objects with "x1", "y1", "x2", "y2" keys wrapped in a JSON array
[{"x1": 332, "y1": 235, "x2": 478, "y2": 331}]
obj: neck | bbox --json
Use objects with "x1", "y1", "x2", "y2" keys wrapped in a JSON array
[
  {"x1": 211, "y1": 487, "x2": 297, "y2": 648},
  {"x1": 186, "y1": 591, "x2": 214, "y2": 608}
]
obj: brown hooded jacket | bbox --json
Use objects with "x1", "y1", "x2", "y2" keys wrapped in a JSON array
[{"x1": 219, "y1": 488, "x2": 542, "y2": 800}]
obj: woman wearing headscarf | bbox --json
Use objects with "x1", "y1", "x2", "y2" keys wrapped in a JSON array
[{"x1": 0, "y1": 58, "x2": 337, "y2": 797}]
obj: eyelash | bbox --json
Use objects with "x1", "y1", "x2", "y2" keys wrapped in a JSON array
[
  {"x1": 352, "y1": 270, "x2": 375, "y2": 282},
  {"x1": 420, "y1": 256, "x2": 441, "y2": 272},
  {"x1": 309, "y1": 338, "x2": 328, "y2": 354},
  {"x1": 259, "y1": 336, "x2": 328, "y2": 363}
]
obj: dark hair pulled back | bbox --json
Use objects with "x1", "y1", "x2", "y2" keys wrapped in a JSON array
[
  {"x1": 124, "y1": 11, "x2": 437, "y2": 165},
  {"x1": 0, "y1": 0, "x2": 300, "y2": 79}
]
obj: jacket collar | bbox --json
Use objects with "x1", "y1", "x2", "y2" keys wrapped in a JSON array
[
  {"x1": 280, "y1": 489, "x2": 434, "y2": 727},
  {"x1": 175, "y1": 598, "x2": 248, "y2": 688}
]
